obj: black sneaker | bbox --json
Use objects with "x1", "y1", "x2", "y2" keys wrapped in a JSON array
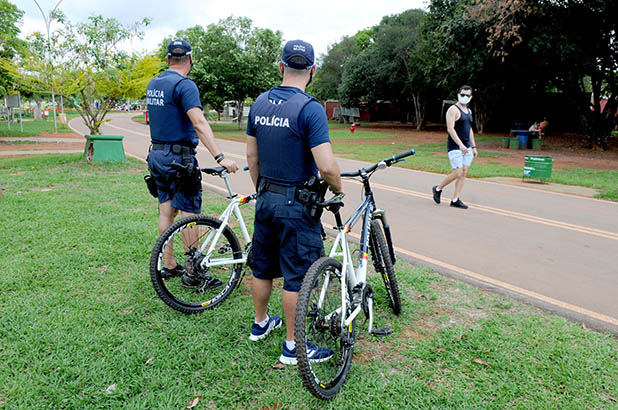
[
  {"x1": 161, "y1": 264, "x2": 186, "y2": 280},
  {"x1": 181, "y1": 273, "x2": 223, "y2": 289},
  {"x1": 432, "y1": 186, "x2": 442, "y2": 204},
  {"x1": 450, "y1": 199, "x2": 468, "y2": 209}
]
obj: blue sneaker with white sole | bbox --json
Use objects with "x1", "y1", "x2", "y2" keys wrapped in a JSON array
[
  {"x1": 279, "y1": 341, "x2": 334, "y2": 365},
  {"x1": 249, "y1": 316, "x2": 282, "y2": 341}
]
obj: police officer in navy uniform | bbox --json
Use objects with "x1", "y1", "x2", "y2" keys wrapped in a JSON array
[
  {"x1": 246, "y1": 40, "x2": 344, "y2": 365},
  {"x1": 147, "y1": 39, "x2": 238, "y2": 287}
]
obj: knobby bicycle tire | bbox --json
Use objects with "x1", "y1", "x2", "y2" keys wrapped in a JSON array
[
  {"x1": 149, "y1": 214, "x2": 243, "y2": 314},
  {"x1": 369, "y1": 219, "x2": 402, "y2": 315},
  {"x1": 295, "y1": 257, "x2": 355, "y2": 400}
]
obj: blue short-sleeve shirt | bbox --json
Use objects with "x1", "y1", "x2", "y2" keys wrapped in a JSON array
[{"x1": 147, "y1": 70, "x2": 202, "y2": 146}]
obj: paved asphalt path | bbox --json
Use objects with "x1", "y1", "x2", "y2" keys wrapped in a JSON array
[{"x1": 71, "y1": 113, "x2": 618, "y2": 333}]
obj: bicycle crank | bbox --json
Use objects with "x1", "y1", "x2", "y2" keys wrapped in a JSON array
[{"x1": 361, "y1": 285, "x2": 375, "y2": 334}]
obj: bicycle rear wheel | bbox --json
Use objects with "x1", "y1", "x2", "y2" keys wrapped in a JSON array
[
  {"x1": 150, "y1": 214, "x2": 243, "y2": 314},
  {"x1": 369, "y1": 219, "x2": 402, "y2": 315},
  {"x1": 295, "y1": 257, "x2": 355, "y2": 400}
]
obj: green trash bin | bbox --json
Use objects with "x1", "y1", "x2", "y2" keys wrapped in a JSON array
[
  {"x1": 509, "y1": 138, "x2": 519, "y2": 149},
  {"x1": 531, "y1": 138, "x2": 542, "y2": 150},
  {"x1": 83, "y1": 135, "x2": 126, "y2": 162},
  {"x1": 523, "y1": 155, "x2": 552, "y2": 181}
]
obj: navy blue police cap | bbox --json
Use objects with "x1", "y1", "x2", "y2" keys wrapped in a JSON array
[
  {"x1": 281, "y1": 40, "x2": 314, "y2": 70},
  {"x1": 167, "y1": 40, "x2": 192, "y2": 57}
]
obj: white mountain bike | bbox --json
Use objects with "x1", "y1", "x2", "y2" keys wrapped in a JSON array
[
  {"x1": 149, "y1": 166, "x2": 256, "y2": 314},
  {"x1": 294, "y1": 149, "x2": 415, "y2": 399}
]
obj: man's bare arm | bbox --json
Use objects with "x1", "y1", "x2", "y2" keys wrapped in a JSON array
[
  {"x1": 311, "y1": 142, "x2": 343, "y2": 194},
  {"x1": 187, "y1": 107, "x2": 238, "y2": 172},
  {"x1": 469, "y1": 111, "x2": 477, "y2": 156},
  {"x1": 246, "y1": 135, "x2": 259, "y2": 188}
]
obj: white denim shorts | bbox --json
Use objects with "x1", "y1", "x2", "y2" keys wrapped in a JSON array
[{"x1": 448, "y1": 149, "x2": 474, "y2": 169}]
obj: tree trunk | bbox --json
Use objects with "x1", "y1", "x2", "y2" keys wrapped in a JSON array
[
  {"x1": 412, "y1": 92, "x2": 425, "y2": 130},
  {"x1": 236, "y1": 100, "x2": 244, "y2": 130},
  {"x1": 34, "y1": 101, "x2": 42, "y2": 121},
  {"x1": 473, "y1": 95, "x2": 487, "y2": 134}
]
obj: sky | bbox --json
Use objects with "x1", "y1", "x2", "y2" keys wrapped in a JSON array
[{"x1": 15, "y1": 0, "x2": 428, "y2": 59}]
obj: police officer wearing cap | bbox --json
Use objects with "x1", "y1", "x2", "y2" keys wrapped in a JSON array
[
  {"x1": 246, "y1": 40, "x2": 344, "y2": 364},
  {"x1": 147, "y1": 39, "x2": 238, "y2": 288}
]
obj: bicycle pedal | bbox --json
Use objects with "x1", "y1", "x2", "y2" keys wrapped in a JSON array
[{"x1": 370, "y1": 327, "x2": 392, "y2": 338}]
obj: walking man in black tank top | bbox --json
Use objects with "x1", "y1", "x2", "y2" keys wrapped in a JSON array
[{"x1": 432, "y1": 85, "x2": 477, "y2": 209}]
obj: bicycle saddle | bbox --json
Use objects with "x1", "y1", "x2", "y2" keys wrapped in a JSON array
[
  {"x1": 317, "y1": 193, "x2": 345, "y2": 213},
  {"x1": 201, "y1": 167, "x2": 225, "y2": 176}
]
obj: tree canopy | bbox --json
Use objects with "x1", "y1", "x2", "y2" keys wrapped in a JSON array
[
  {"x1": 10, "y1": 13, "x2": 161, "y2": 134},
  {"x1": 7, "y1": 1, "x2": 617, "y2": 148},
  {"x1": 310, "y1": 0, "x2": 618, "y2": 147},
  {"x1": 161, "y1": 16, "x2": 282, "y2": 128},
  {"x1": 0, "y1": 0, "x2": 24, "y2": 97}
]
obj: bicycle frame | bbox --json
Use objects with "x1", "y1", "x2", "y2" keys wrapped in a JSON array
[
  {"x1": 196, "y1": 171, "x2": 254, "y2": 269},
  {"x1": 324, "y1": 178, "x2": 383, "y2": 335}
]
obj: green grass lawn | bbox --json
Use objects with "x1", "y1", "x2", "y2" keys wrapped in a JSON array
[
  {"x1": 131, "y1": 114, "x2": 148, "y2": 125},
  {"x1": 0, "y1": 154, "x2": 616, "y2": 409}
]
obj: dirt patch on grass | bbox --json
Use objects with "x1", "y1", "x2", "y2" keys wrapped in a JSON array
[
  {"x1": 37, "y1": 132, "x2": 83, "y2": 139},
  {"x1": 0, "y1": 141, "x2": 83, "y2": 152},
  {"x1": 0, "y1": 131, "x2": 83, "y2": 155}
]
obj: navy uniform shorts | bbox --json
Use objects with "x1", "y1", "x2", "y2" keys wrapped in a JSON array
[
  {"x1": 147, "y1": 146, "x2": 201, "y2": 214},
  {"x1": 251, "y1": 186, "x2": 324, "y2": 292}
]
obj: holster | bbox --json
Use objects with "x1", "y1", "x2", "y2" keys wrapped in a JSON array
[
  {"x1": 295, "y1": 176, "x2": 328, "y2": 221},
  {"x1": 174, "y1": 147, "x2": 201, "y2": 195},
  {"x1": 144, "y1": 174, "x2": 158, "y2": 198}
]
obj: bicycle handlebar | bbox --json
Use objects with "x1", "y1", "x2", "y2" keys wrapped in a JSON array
[
  {"x1": 169, "y1": 163, "x2": 250, "y2": 177},
  {"x1": 340, "y1": 149, "x2": 415, "y2": 178}
]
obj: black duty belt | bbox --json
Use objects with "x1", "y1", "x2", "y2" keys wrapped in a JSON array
[
  {"x1": 261, "y1": 181, "x2": 295, "y2": 195},
  {"x1": 151, "y1": 143, "x2": 194, "y2": 155}
]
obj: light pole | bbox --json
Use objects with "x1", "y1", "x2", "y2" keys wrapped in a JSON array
[{"x1": 34, "y1": 0, "x2": 63, "y2": 133}]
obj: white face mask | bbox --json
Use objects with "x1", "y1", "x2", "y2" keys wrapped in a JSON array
[{"x1": 458, "y1": 94, "x2": 471, "y2": 105}]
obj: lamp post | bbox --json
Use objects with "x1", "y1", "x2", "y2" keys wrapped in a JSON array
[{"x1": 33, "y1": 0, "x2": 63, "y2": 134}]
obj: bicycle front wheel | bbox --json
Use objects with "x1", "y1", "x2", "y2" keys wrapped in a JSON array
[
  {"x1": 369, "y1": 219, "x2": 402, "y2": 315},
  {"x1": 295, "y1": 257, "x2": 355, "y2": 400},
  {"x1": 150, "y1": 214, "x2": 243, "y2": 314}
]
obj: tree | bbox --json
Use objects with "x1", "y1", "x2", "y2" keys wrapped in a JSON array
[
  {"x1": 11, "y1": 13, "x2": 161, "y2": 135},
  {"x1": 337, "y1": 11, "x2": 428, "y2": 126},
  {"x1": 311, "y1": 34, "x2": 364, "y2": 101},
  {"x1": 163, "y1": 17, "x2": 282, "y2": 129},
  {"x1": 0, "y1": 0, "x2": 25, "y2": 97},
  {"x1": 465, "y1": 0, "x2": 618, "y2": 148},
  {"x1": 371, "y1": 9, "x2": 427, "y2": 127}
]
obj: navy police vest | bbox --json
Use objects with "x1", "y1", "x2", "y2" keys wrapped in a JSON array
[
  {"x1": 146, "y1": 71, "x2": 198, "y2": 147},
  {"x1": 250, "y1": 91, "x2": 317, "y2": 185},
  {"x1": 447, "y1": 105, "x2": 473, "y2": 151}
]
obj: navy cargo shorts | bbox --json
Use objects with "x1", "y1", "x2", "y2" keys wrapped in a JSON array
[
  {"x1": 251, "y1": 186, "x2": 324, "y2": 292},
  {"x1": 147, "y1": 146, "x2": 201, "y2": 214}
]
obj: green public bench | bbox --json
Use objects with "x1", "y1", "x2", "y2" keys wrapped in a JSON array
[{"x1": 83, "y1": 135, "x2": 126, "y2": 162}]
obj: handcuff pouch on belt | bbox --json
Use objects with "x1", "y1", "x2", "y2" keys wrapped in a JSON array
[{"x1": 296, "y1": 176, "x2": 328, "y2": 221}]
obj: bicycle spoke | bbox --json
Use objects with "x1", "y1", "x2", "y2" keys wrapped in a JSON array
[
  {"x1": 296, "y1": 257, "x2": 354, "y2": 400},
  {"x1": 150, "y1": 215, "x2": 242, "y2": 313}
]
